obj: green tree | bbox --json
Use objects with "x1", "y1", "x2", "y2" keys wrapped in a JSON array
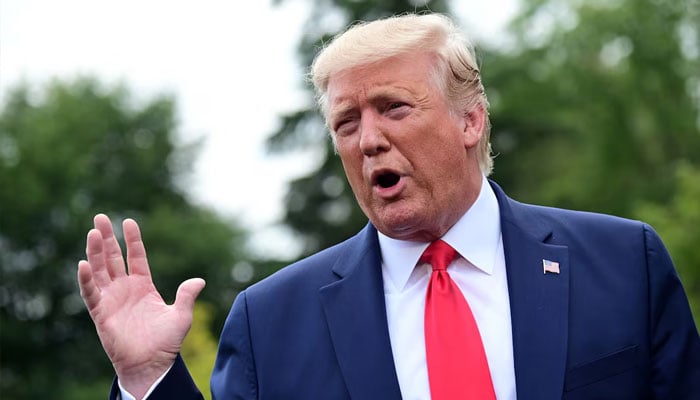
[
  {"x1": 484, "y1": 0, "x2": 700, "y2": 216},
  {"x1": 268, "y1": 0, "x2": 453, "y2": 257},
  {"x1": 0, "y1": 77, "x2": 248, "y2": 399}
]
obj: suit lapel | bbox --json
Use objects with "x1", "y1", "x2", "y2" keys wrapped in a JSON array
[
  {"x1": 318, "y1": 225, "x2": 403, "y2": 400},
  {"x1": 491, "y1": 181, "x2": 570, "y2": 400}
]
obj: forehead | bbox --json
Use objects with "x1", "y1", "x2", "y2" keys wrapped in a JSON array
[{"x1": 326, "y1": 53, "x2": 440, "y2": 111}]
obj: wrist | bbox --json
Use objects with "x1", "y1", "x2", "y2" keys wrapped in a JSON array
[{"x1": 116, "y1": 360, "x2": 175, "y2": 400}]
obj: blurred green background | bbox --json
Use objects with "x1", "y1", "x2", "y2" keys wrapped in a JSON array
[{"x1": 1, "y1": 0, "x2": 698, "y2": 398}]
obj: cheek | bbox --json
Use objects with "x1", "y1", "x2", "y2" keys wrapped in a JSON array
[
  {"x1": 337, "y1": 149, "x2": 365, "y2": 188},
  {"x1": 411, "y1": 128, "x2": 462, "y2": 163},
  {"x1": 335, "y1": 136, "x2": 359, "y2": 157},
  {"x1": 417, "y1": 134, "x2": 469, "y2": 180},
  {"x1": 340, "y1": 158, "x2": 362, "y2": 186}
]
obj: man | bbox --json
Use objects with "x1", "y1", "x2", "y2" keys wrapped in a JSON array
[{"x1": 78, "y1": 13, "x2": 700, "y2": 400}]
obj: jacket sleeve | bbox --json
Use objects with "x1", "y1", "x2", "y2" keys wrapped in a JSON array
[
  {"x1": 109, "y1": 355, "x2": 204, "y2": 400},
  {"x1": 211, "y1": 290, "x2": 259, "y2": 400},
  {"x1": 644, "y1": 224, "x2": 700, "y2": 399}
]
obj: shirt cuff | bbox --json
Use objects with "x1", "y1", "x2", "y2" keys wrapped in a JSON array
[{"x1": 117, "y1": 365, "x2": 173, "y2": 400}]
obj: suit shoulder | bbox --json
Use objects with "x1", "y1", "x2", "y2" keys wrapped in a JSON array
[
  {"x1": 512, "y1": 200, "x2": 646, "y2": 233},
  {"x1": 505, "y1": 200, "x2": 661, "y2": 255},
  {"x1": 244, "y1": 228, "x2": 369, "y2": 297}
]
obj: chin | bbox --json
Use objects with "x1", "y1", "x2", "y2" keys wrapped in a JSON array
[{"x1": 373, "y1": 213, "x2": 432, "y2": 241}]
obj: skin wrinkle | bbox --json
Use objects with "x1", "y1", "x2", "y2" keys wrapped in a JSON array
[{"x1": 330, "y1": 87, "x2": 426, "y2": 134}]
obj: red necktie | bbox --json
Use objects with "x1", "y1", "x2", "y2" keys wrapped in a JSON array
[{"x1": 423, "y1": 240, "x2": 496, "y2": 400}]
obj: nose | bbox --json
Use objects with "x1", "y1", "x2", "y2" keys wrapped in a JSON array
[{"x1": 358, "y1": 112, "x2": 390, "y2": 156}]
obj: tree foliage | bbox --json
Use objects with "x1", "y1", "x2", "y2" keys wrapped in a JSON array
[
  {"x1": 0, "y1": 77, "x2": 248, "y2": 398},
  {"x1": 181, "y1": 302, "x2": 220, "y2": 400},
  {"x1": 486, "y1": 0, "x2": 700, "y2": 216}
]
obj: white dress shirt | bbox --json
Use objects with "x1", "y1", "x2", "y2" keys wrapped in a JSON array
[{"x1": 380, "y1": 176, "x2": 517, "y2": 400}]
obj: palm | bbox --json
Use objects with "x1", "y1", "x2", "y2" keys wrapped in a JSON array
[
  {"x1": 78, "y1": 214, "x2": 205, "y2": 395},
  {"x1": 94, "y1": 275, "x2": 185, "y2": 369}
]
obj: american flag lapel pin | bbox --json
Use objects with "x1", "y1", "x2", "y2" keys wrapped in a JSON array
[{"x1": 543, "y1": 259, "x2": 560, "y2": 274}]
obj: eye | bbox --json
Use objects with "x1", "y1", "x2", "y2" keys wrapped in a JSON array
[
  {"x1": 387, "y1": 102, "x2": 406, "y2": 110},
  {"x1": 384, "y1": 101, "x2": 410, "y2": 118},
  {"x1": 334, "y1": 119, "x2": 359, "y2": 137}
]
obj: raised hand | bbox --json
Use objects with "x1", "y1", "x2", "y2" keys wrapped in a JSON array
[{"x1": 77, "y1": 214, "x2": 205, "y2": 399}]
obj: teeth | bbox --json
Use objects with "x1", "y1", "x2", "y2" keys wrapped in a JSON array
[{"x1": 377, "y1": 173, "x2": 400, "y2": 188}]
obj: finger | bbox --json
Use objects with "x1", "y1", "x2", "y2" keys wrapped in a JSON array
[
  {"x1": 78, "y1": 260, "x2": 102, "y2": 312},
  {"x1": 93, "y1": 214, "x2": 126, "y2": 279},
  {"x1": 86, "y1": 228, "x2": 113, "y2": 288},
  {"x1": 123, "y1": 218, "x2": 151, "y2": 277},
  {"x1": 174, "y1": 278, "x2": 206, "y2": 314}
]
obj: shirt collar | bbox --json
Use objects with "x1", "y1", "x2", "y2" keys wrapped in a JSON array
[{"x1": 378, "y1": 176, "x2": 502, "y2": 291}]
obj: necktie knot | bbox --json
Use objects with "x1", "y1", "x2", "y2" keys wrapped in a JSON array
[{"x1": 420, "y1": 240, "x2": 457, "y2": 271}]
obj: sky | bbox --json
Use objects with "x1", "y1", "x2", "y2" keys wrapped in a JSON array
[{"x1": 1, "y1": 0, "x2": 518, "y2": 257}]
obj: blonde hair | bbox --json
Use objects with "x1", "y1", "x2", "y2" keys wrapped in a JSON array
[{"x1": 310, "y1": 13, "x2": 493, "y2": 175}]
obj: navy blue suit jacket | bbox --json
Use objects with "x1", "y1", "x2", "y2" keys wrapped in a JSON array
[{"x1": 113, "y1": 181, "x2": 700, "y2": 399}]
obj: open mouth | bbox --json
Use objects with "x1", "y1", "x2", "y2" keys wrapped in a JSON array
[{"x1": 376, "y1": 172, "x2": 401, "y2": 189}]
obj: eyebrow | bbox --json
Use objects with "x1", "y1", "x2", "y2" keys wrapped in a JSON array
[
  {"x1": 328, "y1": 101, "x2": 357, "y2": 126},
  {"x1": 329, "y1": 85, "x2": 415, "y2": 120}
]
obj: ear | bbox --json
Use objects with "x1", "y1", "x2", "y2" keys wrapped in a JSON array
[{"x1": 461, "y1": 104, "x2": 485, "y2": 149}]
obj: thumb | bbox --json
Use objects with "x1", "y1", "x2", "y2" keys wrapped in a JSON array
[{"x1": 174, "y1": 278, "x2": 206, "y2": 313}]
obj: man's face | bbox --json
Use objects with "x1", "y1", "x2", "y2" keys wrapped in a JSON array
[{"x1": 326, "y1": 52, "x2": 484, "y2": 242}]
